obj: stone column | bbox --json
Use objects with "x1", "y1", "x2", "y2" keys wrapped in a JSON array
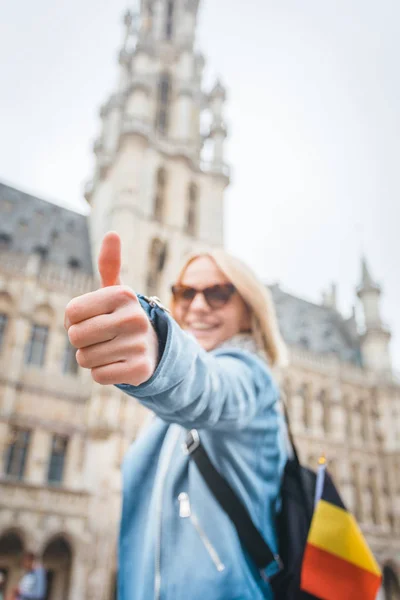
[
  {"x1": 68, "y1": 550, "x2": 88, "y2": 600},
  {"x1": 2, "y1": 318, "x2": 30, "y2": 415},
  {"x1": 303, "y1": 384, "x2": 313, "y2": 431},
  {"x1": 291, "y1": 385, "x2": 305, "y2": 434},
  {"x1": 64, "y1": 434, "x2": 83, "y2": 489},
  {"x1": 352, "y1": 463, "x2": 364, "y2": 522},
  {"x1": 0, "y1": 422, "x2": 10, "y2": 476},
  {"x1": 25, "y1": 429, "x2": 52, "y2": 485}
]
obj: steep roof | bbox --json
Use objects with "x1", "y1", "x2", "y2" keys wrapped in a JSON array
[
  {"x1": 0, "y1": 181, "x2": 93, "y2": 275},
  {"x1": 269, "y1": 284, "x2": 362, "y2": 366}
]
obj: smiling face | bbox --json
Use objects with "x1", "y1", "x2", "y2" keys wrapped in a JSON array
[{"x1": 173, "y1": 256, "x2": 251, "y2": 351}]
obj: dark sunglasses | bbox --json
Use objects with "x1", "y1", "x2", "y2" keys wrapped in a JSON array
[{"x1": 171, "y1": 283, "x2": 236, "y2": 309}]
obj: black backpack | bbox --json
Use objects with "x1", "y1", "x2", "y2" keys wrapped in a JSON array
[{"x1": 184, "y1": 405, "x2": 329, "y2": 600}]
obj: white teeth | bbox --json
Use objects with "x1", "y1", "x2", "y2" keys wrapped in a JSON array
[{"x1": 189, "y1": 323, "x2": 215, "y2": 331}]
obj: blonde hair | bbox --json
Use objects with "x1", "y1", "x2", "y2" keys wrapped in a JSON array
[{"x1": 170, "y1": 249, "x2": 288, "y2": 367}]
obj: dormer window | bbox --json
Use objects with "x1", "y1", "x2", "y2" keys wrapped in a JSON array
[
  {"x1": 0, "y1": 232, "x2": 12, "y2": 249},
  {"x1": 68, "y1": 258, "x2": 81, "y2": 269}
]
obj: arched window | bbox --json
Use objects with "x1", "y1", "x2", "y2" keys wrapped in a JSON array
[
  {"x1": 156, "y1": 73, "x2": 171, "y2": 135},
  {"x1": 154, "y1": 167, "x2": 167, "y2": 222},
  {"x1": 5, "y1": 428, "x2": 31, "y2": 480},
  {"x1": 146, "y1": 238, "x2": 168, "y2": 297},
  {"x1": 24, "y1": 304, "x2": 54, "y2": 367},
  {"x1": 165, "y1": 0, "x2": 175, "y2": 40},
  {"x1": 62, "y1": 337, "x2": 79, "y2": 375},
  {"x1": 186, "y1": 183, "x2": 198, "y2": 236},
  {"x1": 25, "y1": 324, "x2": 49, "y2": 367},
  {"x1": 0, "y1": 529, "x2": 24, "y2": 588},
  {"x1": 47, "y1": 435, "x2": 69, "y2": 485},
  {"x1": 42, "y1": 536, "x2": 72, "y2": 600}
]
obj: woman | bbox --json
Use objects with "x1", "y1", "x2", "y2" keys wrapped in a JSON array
[{"x1": 65, "y1": 232, "x2": 287, "y2": 600}]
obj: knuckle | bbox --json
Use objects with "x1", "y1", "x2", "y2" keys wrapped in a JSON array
[
  {"x1": 68, "y1": 325, "x2": 80, "y2": 347},
  {"x1": 134, "y1": 338, "x2": 147, "y2": 355},
  {"x1": 120, "y1": 309, "x2": 148, "y2": 333},
  {"x1": 116, "y1": 285, "x2": 137, "y2": 304},
  {"x1": 91, "y1": 369, "x2": 107, "y2": 385},
  {"x1": 75, "y1": 349, "x2": 88, "y2": 368},
  {"x1": 137, "y1": 357, "x2": 153, "y2": 381},
  {"x1": 65, "y1": 298, "x2": 80, "y2": 324}
]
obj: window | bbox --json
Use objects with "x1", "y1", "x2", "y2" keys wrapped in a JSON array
[
  {"x1": 33, "y1": 244, "x2": 48, "y2": 259},
  {"x1": 156, "y1": 73, "x2": 171, "y2": 135},
  {"x1": 19, "y1": 219, "x2": 29, "y2": 233},
  {"x1": 62, "y1": 339, "x2": 78, "y2": 375},
  {"x1": 186, "y1": 183, "x2": 198, "y2": 236},
  {"x1": 25, "y1": 324, "x2": 49, "y2": 367},
  {"x1": 68, "y1": 257, "x2": 81, "y2": 269},
  {"x1": 299, "y1": 335, "x2": 310, "y2": 349},
  {"x1": 165, "y1": 0, "x2": 175, "y2": 40},
  {"x1": 0, "y1": 199, "x2": 13, "y2": 212},
  {"x1": 146, "y1": 238, "x2": 168, "y2": 297},
  {"x1": 0, "y1": 313, "x2": 8, "y2": 351},
  {"x1": 47, "y1": 435, "x2": 68, "y2": 485},
  {"x1": 154, "y1": 168, "x2": 167, "y2": 222},
  {"x1": 0, "y1": 232, "x2": 12, "y2": 249},
  {"x1": 5, "y1": 428, "x2": 31, "y2": 480}
]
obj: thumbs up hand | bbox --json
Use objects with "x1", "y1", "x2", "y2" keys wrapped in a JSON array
[{"x1": 64, "y1": 231, "x2": 158, "y2": 386}]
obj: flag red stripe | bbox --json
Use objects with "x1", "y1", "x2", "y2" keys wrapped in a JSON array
[{"x1": 301, "y1": 543, "x2": 382, "y2": 600}]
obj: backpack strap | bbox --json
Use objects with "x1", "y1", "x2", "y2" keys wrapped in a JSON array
[
  {"x1": 280, "y1": 392, "x2": 301, "y2": 466},
  {"x1": 184, "y1": 429, "x2": 283, "y2": 581}
]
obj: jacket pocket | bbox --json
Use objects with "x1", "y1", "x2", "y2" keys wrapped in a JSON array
[{"x1": 178, "y1": 492, "x2": 225, "y2": 573}]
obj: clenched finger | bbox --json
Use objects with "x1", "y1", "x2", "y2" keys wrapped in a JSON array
[
  {"x1": 65, "y1": 285, "x2": 138, "y2": 329},
  {"x1": 68, "y1": 314, "x2": 117, "y2": 349},
  {"x1": 91, "y1": 358, "x2": 153, "y2": 386},
  {"x1": 76, "y1": 336, "x2": 146, "y2": 369}
]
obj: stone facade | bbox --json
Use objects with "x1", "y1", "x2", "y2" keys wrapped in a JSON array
[{"x1": 0, "y1": 1, "x2": 399, "y2": 599}]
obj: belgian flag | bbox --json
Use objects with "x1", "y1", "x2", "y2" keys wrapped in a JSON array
[{"x1": 301, "y1": 460, "x2": 382, "y2": 600}]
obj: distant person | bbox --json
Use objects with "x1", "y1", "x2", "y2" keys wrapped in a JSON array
[
  {"x1": 0, "y1": 572, "x2": 5, "y2": 600},
  {"x1": 8, "y1": 552, "x2": 46, "y2": 600}
]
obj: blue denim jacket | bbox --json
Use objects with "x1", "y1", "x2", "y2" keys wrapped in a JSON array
[{"x1": 117, "y1": 296, "x2": 286, "y2": 600}]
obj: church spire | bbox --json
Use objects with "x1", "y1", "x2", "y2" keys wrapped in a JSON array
[
  {"x1": 360, "y1": 256, "x2": 379, "y2": 291},
  {"x1": 356, "y1": 256, "x2": 391, "y2": 374},
  {"x1": 137, "y1": 0, "x2": 200, "y2": 48}
]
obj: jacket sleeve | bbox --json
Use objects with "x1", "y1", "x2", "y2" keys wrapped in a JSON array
[{"x1": 116, "y1": 296, "x2": 279, "y2": 431}]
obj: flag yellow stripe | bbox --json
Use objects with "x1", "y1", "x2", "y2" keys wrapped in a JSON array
[{"x1": 308, "y1": 500, "x2": 381, "y2": 577}]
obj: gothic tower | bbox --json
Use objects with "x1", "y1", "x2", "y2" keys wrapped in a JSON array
[{"x1": 85, "y1": 0, "x2": 230, "y2": 300}]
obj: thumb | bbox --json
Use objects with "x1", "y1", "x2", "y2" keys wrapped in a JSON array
[{"x1": 98, "y1": 231, "x2": 122, "y2": 287}]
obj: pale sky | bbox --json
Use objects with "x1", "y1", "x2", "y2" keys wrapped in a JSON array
[{"x1": 1, "y1": 0, "x2": 399, "y2": 369}]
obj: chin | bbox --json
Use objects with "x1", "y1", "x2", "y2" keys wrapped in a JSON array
[{"x1": 190, "y1": 334, "x2": 216, "y2": 351}]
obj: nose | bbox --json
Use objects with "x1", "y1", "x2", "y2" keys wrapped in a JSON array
[{"x1": 189, "y1": 291, "x2": 210, "y2": 312}]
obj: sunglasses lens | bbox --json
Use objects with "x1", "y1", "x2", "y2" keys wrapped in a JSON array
[
  {"x1": 171, "y1": 284, "x2": 235, "y2": 309},
  {"x1": 204, "y1": 285, "x2": 235, "y2": 308},
  {"x1": 171, "y1": 285, "x2": 196, "y2": 304}
]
